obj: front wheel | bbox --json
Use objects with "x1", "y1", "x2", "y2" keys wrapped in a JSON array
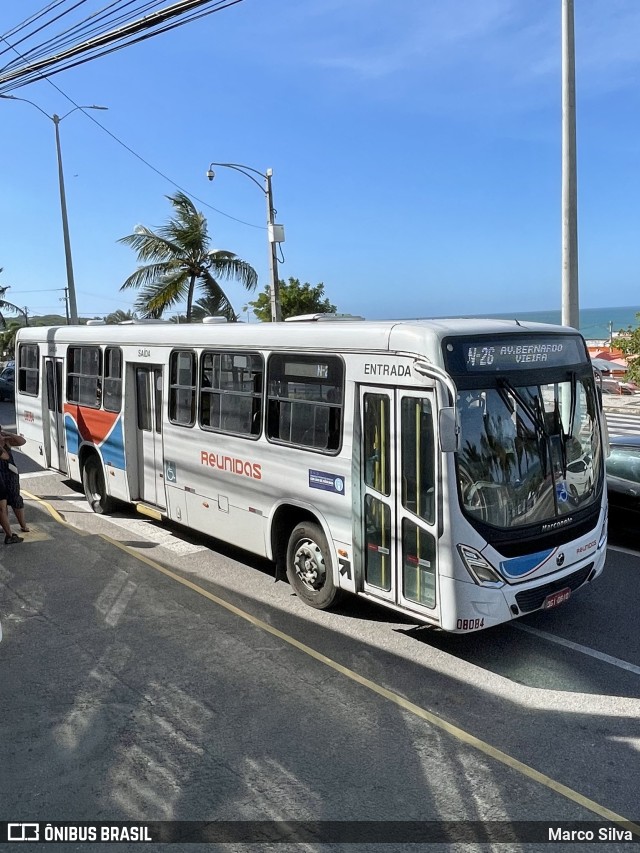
[
  {"x1": 286, "y1": 521, "x2": 342, "y2": 610},
  {"x1": 82, "y1": 456, "x2": 115, "y2": 514}
]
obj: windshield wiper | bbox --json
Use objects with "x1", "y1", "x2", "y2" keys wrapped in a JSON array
[
  {"x1": 553, "y1": 397, "x2": 568, "y2": 478},
  {"x1": 496, "y1": 379, "x2": 541, "y2": 433},
  {"x1": 568, "y1": 371, "x2": 577, "y2": 436}
]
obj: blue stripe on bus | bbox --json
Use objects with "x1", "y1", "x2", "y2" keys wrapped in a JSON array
[
  {"x1": 100, "y1": 417, "x2": 125, "y2": 469},
  {"x1": 499, "y1": 548, "x2": 555, "y2": 579},
  {"x1": 65, "y1": 413, "x2": 80, "y2": 455}
]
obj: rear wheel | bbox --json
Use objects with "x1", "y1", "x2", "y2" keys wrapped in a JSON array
[
  {"x1": 286, "y1": 521, "x2": 341, "y2": 610},
  {"x1": 82, "y1": 456, "x2": 115, "y2": 514}
]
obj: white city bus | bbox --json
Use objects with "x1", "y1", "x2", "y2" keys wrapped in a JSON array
[{"x1": 14, "y1": 316, "x2": 608, "y2": 632}]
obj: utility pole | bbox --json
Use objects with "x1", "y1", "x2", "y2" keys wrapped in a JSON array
[
  {"x1": 561, "y1": 0, "x2": 579, "y2": 329},
  {"x1": 61, "y1": 288, "x2": 70, "y2": 324},
  {"x1": 265, "y1": 169, "x2": 282, "y2": 323}
]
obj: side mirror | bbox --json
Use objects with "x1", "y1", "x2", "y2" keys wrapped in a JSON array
[{"x1": 439, "y1": 407, "x2": 459, "y2": 453}]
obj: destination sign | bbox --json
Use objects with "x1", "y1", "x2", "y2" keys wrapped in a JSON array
[{"x1": 444, "y1": 335, "x2": 586, "y2": 374}]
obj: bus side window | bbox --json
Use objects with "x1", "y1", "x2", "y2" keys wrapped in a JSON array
[
  {"x1": 199, "y1": 351, "x2": 263, "y2": 438},
  {"x1": 104, "y1": 347, "x2": 123, "y2": 412},
  {"x1": 67, "y1": 345, "x2": 102, "y2": 409},
  {"x1": 169, "y1": 350, "x2": 196, "y2": 426},
  {"x1": 18, "y1": 343, "x2": 39, "y2": 396},
  {"x1": 266, "y1": 353, "x2": 344, "y2": 453}
]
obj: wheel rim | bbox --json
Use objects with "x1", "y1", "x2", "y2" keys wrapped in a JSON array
[{"x1": 292, "y1": 537, "x2": 326, "y2": 591}]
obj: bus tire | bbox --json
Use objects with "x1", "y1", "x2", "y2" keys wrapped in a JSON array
[
  {"x1": 286, "y1": 521, "x2": 341, "y2": 610},
  {"x1": 82, "y1": 456, "x2": 115, "y2": 515}
]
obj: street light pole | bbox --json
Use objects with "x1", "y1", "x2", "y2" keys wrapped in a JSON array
[
  {"x1": 207, "y1": 161, "x2": 284, "y2": 322},
  {"x1": 0, "y1": 95, "x2": 107, "y2": 324},
  {"x1": 561, "y1": 0, "x2": 579, "y2": 330},
  {"x1": 53, "y1": 114, "x2": 78, "y2": 323}
]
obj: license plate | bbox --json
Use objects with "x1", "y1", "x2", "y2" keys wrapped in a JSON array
[{"x1": 542, "y1": 587, "x2": 571, "y2": 610}]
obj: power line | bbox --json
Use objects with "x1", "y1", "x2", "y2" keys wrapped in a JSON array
[
  {"x1": 1, "y1": 1, "x2": 84, "y2": 46},
  {"x1": 1, "y1": 2, "x2": 169, "y2": 71},
  {"x1": 5, "y1": 288, "x2": 66, "y2": 293},
  {"x1": 0, "y1": 0, "x2": 243, "y2": 91},
  {"x1": 0, "y1": 1, "x2": 94, "y2": 65}
]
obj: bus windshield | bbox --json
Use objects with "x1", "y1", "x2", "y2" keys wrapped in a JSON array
[{"x1": 456, "y1": 376, "x2": 603, "y2": 528}]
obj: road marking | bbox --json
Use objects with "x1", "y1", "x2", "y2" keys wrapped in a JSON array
[
  {"x1": 22, "y1": 490, "x2": 83, "y2": 529},
  {"x1": 22, "y1": 492, "x2": 640, "y2": 833},
  {"x1": 608, "y1": 543, "x2": 640, "y2": 557},
  {"x1": 513, "y1": 622, "x2": 640, "y2": 676},
  {"x1": 98, "y1": 532, "x2": 639, "y2": 833}
]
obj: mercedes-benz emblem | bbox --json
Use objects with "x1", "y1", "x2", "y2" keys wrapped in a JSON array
[{"x1": 556, "y1": 552, "x2": 565, "y2": 567}]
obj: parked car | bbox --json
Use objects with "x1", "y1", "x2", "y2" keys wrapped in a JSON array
[
  {"x1": 605, "y1": 435, "x2": 640, "y2": 519},
  {"x1": 600, "y1": 378, "x2": 636, "y2": 395},
  {"x1": 0, "y1": 365, "x2": 15, "y2": 402},
  {"x1": 565, "y1": 454, "x2": 593, "y2": 497}
]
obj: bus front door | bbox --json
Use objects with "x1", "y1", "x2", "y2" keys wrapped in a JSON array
[
  {"x1": 44, "y1": 357, "x2": 67, "y2": 474},
  {"x1": 134, "y1": 365, "x2": 166, "y2": 510},
  {"x1": 360, "y1": 386, "x2": 440, "y2": 622}
]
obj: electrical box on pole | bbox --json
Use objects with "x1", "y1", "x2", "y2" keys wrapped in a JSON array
[{"x1": 268, "y1": 224, "x2": 285, "y2": 243}]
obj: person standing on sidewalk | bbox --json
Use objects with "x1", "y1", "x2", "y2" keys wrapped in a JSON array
[
  {"x1": 0, "y1": 425, "x2": 28, "y2": 540},
  {"x1": 0, "y1": 477, "x2": 22, "y2": 545}
]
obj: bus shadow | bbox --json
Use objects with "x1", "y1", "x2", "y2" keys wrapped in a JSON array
[{"x1": 27, "y1": 480, "x2": 639, "y2": 697}]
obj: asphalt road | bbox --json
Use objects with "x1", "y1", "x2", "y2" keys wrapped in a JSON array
[{"x1": 1, "y1": 399, "x2": 640, "y2": 851}]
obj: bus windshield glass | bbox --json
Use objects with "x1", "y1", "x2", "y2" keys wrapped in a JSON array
[{"x1": 456, "y1": 376, "x2": 603, "y2": 529}]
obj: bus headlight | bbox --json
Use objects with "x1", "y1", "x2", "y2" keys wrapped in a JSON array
[
  {"x1": 458, "y1": 544, "x2": 504, "y2": 587},
  {"x1": 598, "y1": 508, "x2": 608, "y2": 549}
]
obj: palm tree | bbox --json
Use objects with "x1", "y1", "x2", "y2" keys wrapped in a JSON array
[
  {"x1": 105, "y1": 309, "x2": 138, "y2": 324},
  {"x1": 191, "y1": 291, "x2": 238, "y2": 322},
  {"x1": 0, "y1": 270, "x2": 29, "y2": 328},
  {"x1": 0, "y1": 321, "x2": 22, "y2": 358},
  {"x1": 168, "y1": 292, "x2": 235, "y2": 324},
  {"x1": 119, "y1": 192, "x2": 258, "y2": 322}
]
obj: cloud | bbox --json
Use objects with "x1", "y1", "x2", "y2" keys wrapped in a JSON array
[{"x1": 281, "y1": 0, "x2": 640, "y2": 99}]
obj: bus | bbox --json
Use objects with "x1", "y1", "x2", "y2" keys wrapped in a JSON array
[{"x1": 14, "y1": 316, "x2": 608, "y2": 632}]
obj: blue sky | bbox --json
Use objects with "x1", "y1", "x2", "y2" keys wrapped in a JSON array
[{"x1": 1, "y1": 0, "x2": 639, "y2": 321}]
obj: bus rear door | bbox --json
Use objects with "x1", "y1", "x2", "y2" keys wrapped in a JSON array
[
  {"x1": 359, "y1": 386, "x2": 440, "y2": 623},
  {"x1": 134, "y1": 365, "x2": 166, "y2": 510},
  {"x1": 44, "y1": 357, "x2": 67, "y2": 474}
]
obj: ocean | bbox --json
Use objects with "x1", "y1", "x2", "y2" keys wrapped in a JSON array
[{"x1": 451, "y1": 306, "x2": 640, "y2": 342}]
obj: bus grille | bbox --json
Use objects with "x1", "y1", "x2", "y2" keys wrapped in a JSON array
[{"x1": 514, "y1": 563, "x2": 594, "y2": 613}]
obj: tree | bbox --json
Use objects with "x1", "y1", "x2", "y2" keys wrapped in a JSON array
[
  {"x1": 105, "y1": 309, "x2": 138, "y2": 324},
  {"x1": 248, "y1": 277, "x2": 337, "y2": 322},
  {"x1": 169, "y1": 291, "x2": 237, "y2": 324},
  {"x1": 0, "y1": 321, "x2": 21, "y2": 358},
  {"x1": 0, "y1": 269, "x2": 29, "y2": 328},
  {"x1": 613, "y1": 318, "x2": 640, "y2": 383},
  {"x1": 119, "y1": 192, "x2": 258, "y2": 322}
]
